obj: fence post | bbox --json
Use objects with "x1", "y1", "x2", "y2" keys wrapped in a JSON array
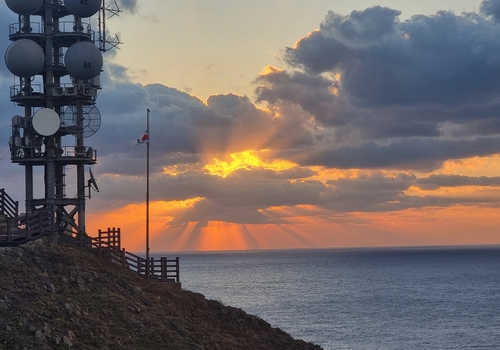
[
  {"x1": 111, "y1": 227, "x2": 115, "y2": 248},
  {"x1": 121, "y1": 248, "x2": 126, "y2": 268},
  {"x1": 160, "y1": 257, "x2": 165, "y2": 282},
  {"x1": 150, "y1": 257, "x2": 155, "y2": 281},
  {"x1": 176, "y1": 257, "x2": 180, "y2": 282},
  {"x1": 117, "y1": 227, "x2": 121, "y2": 250},
  {"x1": 38, "y1": 211, "x2": 43, "y2": 239},
  {"x1": 25, "y1": 212, "x2": 30, "y2": 239},
  {"x1": 6, "y1": 217, "x2": 11, "y2": 242},
  {"x1": 97, "y1": 229, "x2": 102, "y2": 258}
]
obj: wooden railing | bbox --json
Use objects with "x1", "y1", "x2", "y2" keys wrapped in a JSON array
[
  {"x1": 91, "y1": 227, "x2": 180, "y2": 283},
  {"x1": 0, "y1": 188, "x2": 19, "y2": 219},
  {"x1": 20, "y1": 208, "x2": 54, "y2": 235},
  {"x1": 0, "y1": 208, "x2": 55, "y2": 246}
]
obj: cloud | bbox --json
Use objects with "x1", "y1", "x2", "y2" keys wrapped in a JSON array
[
  {"x1": 253, "y1": 3, "x2": 500, "y2": 171},
  {"x1": 416, "y1": 174, "x2": 500, "y2": 190},
  {"x1": 3, "y1": 0, "x2": 500, "y2": 245},
  {"x1": 284, "y1": 7, "x2": 500, "y2": 107},
  {"x1": 289, "y1": 136, "x2": 500, "y2": 171},
  {"x1": 91, "y1": 66, "x2": 320, "y2": 178},
  {"x1": 319, "y1": 6, "x2": 402, "y2": 48},
  {"x1": 481, "y1": 0, "x2": 500, "y2": 22},
  {"x1": 116, "y1": 0, "x2": 139, "y2": 13}
]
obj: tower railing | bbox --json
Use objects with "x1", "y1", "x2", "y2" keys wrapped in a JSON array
[{"x1": 9, "y1": 21, "x2": 94, "y2": 38}]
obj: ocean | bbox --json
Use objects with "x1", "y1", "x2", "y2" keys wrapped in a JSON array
[{"x1": 166, "y1": 246, "x2": 500, "y2": 350}]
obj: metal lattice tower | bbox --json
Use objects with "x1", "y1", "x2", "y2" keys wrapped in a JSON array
[{"x1": 4, "y1": 0, "x2": 106, "y2": 243}]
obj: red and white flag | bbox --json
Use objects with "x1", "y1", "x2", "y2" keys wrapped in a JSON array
[{"x1": 136, "y1": 132, "x2": 149, "y2": 145}]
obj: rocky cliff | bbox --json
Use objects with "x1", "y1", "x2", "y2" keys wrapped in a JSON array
[{"x1": 0, "y1": 241, "x2": 323, "y2": 350}]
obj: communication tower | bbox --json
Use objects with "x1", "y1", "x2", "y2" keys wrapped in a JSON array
[{"x1": 4, "y1": 0, "x2": 113, "y2": 243}]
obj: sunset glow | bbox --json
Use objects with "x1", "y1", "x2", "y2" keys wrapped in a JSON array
[
  {"x1": 203, "y1": 151, "x2": 296, "y2": 177},
  {"x1": 2, "y1": 1, "x2": 500, "y2": 253}
]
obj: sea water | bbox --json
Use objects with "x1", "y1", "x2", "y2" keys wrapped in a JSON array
[{"x1": 164, "y1": 246, "x2": 500, "y2": 350}]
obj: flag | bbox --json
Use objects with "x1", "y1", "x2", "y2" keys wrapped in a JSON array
[{"x1": 136, "y1": 131, "x2": 149, "y2": 145}]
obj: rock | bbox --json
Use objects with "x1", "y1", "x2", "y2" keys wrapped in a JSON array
[
  {"x1": 63, "y1": 335, "x2": 73, "y2": 347},
  {"x1": 35, "y1": 329, "x2": 44, "y2": 341}
]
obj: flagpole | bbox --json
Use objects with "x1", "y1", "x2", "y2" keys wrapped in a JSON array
[{"x1": 146, "y1": 108, "x2": 150, "y2": 280}]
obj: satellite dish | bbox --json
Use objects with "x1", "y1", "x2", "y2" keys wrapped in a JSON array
[
  {"x1": 63, "y1": 102, "x2": 101, "y2": 138},
  {"x1": 88, "y1": 168, "x2": 99, "y2": 192},
  {"x1": 64, "y1": 41, "x2": 103, "y2": 80},
  {"x1": 5, "y1": 39, "x2": 45, "y2": 77},
  {"x1": 5, "y1": 0, "x2": 43, "y2": 15},
  {"x1": 65, "y1": 0, "x2": 102, "y2": 18},
  {"x1": 32, "y1": 109, "x2": 61, "y2": 136}
]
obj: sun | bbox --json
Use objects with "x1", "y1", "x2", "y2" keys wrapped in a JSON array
[{"x1": 203, "y1": 150, "x2": 297, "y2": 177}]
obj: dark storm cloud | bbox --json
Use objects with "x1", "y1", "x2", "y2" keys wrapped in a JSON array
[
  {"x1": 481, "y1": 0, "x2": 500, "y2": 22},
  {"x1": 255, "y1": 68, "x2": 345, "y2": 126},
  {"x1": 253, "y1": 2, "x2": 500, "y2": 171},
  {"x1": 285, "y1": 7, "x2": 500, "y2": 107},
  {"x1": 320, "y1": 172, "x2": 500, "y2": 212},
  {"x1": 321, "y1": 172, "x2": 417, "y2": 212},
  {"x1": 293, "y1": 136, "x2": 500, "y2": 171},
  {"x1": 416, "y1": 174, "x2": 500, "y2": 190}
]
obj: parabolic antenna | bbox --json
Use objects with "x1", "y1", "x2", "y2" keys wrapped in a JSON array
[
  {"x1": 88, "y1": 168, "x2": 99, "y2": 192},
  {"x1": 32, "y1": 108, "x2": 61, "y2": 136},
  {"x1": 5, "y1": 39, "x2": 45, "y2": 77},
  {"x1": 64, "y1": 41, "x2": 103, "y2": 80},
  {"x1": 5, "y1": 0, "x2": 43, "y2": 15},
  {"x1": 64, "y1": 0, "x2": 102, "y2": 18},
  {"x1": 63, "y1": 102, "x2": 101, "y2": 138}
]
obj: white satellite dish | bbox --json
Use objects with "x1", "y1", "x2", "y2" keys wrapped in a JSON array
[
  {"x1": 5, "y1": 0, "x2": 43, "y2": 15},
  {"x1": 32, "y1": 108, "x2": 61, "y2": 136},
  {"x1": 64, "y1": 41, "x2": 103, "y2": 80},
  {"x1": 5, "y1": 39, "x2": 45, "y2": 77},
  {"x1": 64, "y1": 0, "x2": 102, "y2": 18}
]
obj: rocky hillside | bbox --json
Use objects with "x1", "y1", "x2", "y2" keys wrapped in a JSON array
[{"x1": 0, "y1": 241, "x2": 323, "y2": 350}]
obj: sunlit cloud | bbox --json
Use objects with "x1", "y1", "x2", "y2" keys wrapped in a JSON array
[{"x1": 203, "y1": 150, "x2": 297, "y2": 178}]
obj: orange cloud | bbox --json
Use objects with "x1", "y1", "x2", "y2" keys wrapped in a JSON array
[{"x1": 203, "y1": 150, "x2": 296, "y2": 177}]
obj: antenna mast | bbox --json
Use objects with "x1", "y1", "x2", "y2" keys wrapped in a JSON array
[
  {"x1": 4, "y1": 0, "x2": 106, "y2": 243},
  {"x1": 98, "y1": 0, "x2": 123, "y2": 52}
]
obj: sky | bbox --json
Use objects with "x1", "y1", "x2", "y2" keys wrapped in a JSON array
[{"x1": 2, "y1": 0, "x2": 500, "y2": 252}]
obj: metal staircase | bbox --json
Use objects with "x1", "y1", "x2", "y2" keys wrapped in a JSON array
[{"x1": 0, "y1": 188, "x2": 55, "y2": 247}]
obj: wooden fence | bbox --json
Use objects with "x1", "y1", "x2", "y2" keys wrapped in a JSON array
[
  {"x1": 0, "y1": 188, "x2": 18, "y2": 219},
  {"x1": 0, "y1": 187, "x2": 55, "y2": 246},
  {"x1": 0, "y1": 212, "x2": 55, "y2": 245},
  {"x1": 91, "y1": 227, "x2": 180, "y2": 283}
]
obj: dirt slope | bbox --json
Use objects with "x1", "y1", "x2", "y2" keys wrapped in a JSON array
[{"x1": 0, "y1": 242, "x2": 323, "y2": 350}]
